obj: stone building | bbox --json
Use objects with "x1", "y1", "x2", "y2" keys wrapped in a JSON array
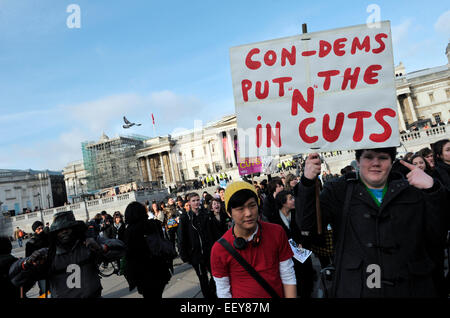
[
  {"x1": 0, "y1": 169, "x2": 66, "y2": 217},
  {"x1": 394, "y1": 43, "x2": 450, "y2": 131}
]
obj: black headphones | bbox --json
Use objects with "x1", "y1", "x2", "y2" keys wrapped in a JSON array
[{"x1": 232, "y1": 222, "x2": 262, "y2": 250}]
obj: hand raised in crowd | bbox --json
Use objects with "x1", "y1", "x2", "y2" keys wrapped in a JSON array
[
  {"x1": 85, "y1": 237, "x2": 103, "y2": 253},
  {"x1": 400, "y1": 160, "x2": 434, "y2": 189},
  {"x1": 23, "y1": 248, "x2": 48, "y2": 269},
  {"x1": 304, "y1": 153, "x2": 322, "y2": 180}
]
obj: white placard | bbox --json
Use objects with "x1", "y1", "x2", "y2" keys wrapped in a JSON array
[{"x1": 230, "y1": 21, "x2": 399, "y2": 157}]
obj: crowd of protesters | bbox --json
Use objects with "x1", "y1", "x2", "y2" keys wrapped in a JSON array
[{"x1": 1, "y1": 138, "x2": 448, "y2": 299}]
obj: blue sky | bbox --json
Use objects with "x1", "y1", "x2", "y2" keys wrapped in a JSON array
[{"x1": 0, "y1": 0, "x2": 449, "y2": 170}]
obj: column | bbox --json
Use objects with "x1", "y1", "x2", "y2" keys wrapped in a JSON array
[
  {"x1": 226, "y1": 130, "x2": 237, "y2": 168},
  {"x1": 159, "y1": 153, "x2": 167, "y2": 185},
  {"x1": 217, "y1": 133, "x2": 227, "y2": 169},
  {"x1": 168, "y1": 152, "x2": 176, "y2": 184},
  {"x1": 407, "y1": 94, "x2": 417, "y2": 123},
  {"x1": 396, "y1": 98, "x2": 407, "y2": 132},
  {"x1": 145, "y1": 156, "x2": 153, "y2": 182},
  {"x1": 207, "y1": 141, "x2": 215, "y2": 172}
]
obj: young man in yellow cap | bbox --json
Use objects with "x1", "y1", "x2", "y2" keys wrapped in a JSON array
[{"x1": 210, "y1": 181, "x2": 297, "y2": 298}]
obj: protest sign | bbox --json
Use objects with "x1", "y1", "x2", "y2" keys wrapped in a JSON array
[
  {"x1": 234, "y1": 137, "x2": 263, "y2": 176},
  {"x1": 230, "y1": 21, "x2": 399, "y2": 157}
]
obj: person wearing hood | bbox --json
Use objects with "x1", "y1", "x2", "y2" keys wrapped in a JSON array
[
  {"x1": 123, "y1": 201, "x2": 172, "y2": 299},
  {"x1": 25, "y1": 221, "x2": 50, "y2": 296},
  {"x1": 9, "y1": 210, "x2": 126, "y2": 298},
  {"x1": 0, "y1": 236, "x2": 25, "y2": 299}
]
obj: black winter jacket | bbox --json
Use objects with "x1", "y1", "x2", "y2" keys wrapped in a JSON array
[
  {"x1": 296, "y1": 171, "x2": 447, "y2": 297},
  {"x1": 0, "y1": 254, "x2": 21, "y2": 299},
  {"x1": 9, "y1": 237, "x2": 125, "y2": 298},
  {"x1": 25, "y1": 232, "x2": 49, "y2": 257},
  {"x1": 177, "y1": 209, "x2": 210, "y2": 265}
]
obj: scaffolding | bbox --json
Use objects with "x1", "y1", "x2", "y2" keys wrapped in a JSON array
[{"x1": 82, "y1": 134, "x2": 147, "y2": 192}]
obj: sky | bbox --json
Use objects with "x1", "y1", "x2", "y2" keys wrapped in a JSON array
[{"x1": 0, "y1": 0, "x2": 449, "y2": 171}]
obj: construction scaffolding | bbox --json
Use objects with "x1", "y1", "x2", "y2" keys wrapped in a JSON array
[{"x1": 82, "y1": 133, "x2": 148, "y2": 192}]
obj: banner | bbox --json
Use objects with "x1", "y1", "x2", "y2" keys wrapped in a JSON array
[
  {"x1": 235, "y1": 137, "x2": 262, "y2": 176},
  {"x1": 230, "y1": 21, "x2": 399, "y2": 157}
]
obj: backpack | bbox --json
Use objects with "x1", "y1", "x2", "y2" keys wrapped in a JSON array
[
  {"x1": 144, "y1": 232, "x2": 177, "y2": 265},
  {"x1": 18, "y1": 230, "x2": 24, "y2": 238},
  {"x1": 167, "y1": 218, "x2": 178, "y2": 229}
]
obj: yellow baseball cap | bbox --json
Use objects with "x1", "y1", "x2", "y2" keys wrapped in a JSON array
[{"x1": 224, "y1": 181, "x2": 260, "y2": 212}]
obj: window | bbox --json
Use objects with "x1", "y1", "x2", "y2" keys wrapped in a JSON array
[
  {"x1": 211, "y1": 144, "x2": 215, "y2": 153},
  {"x1": 446, "y1": 88, "x2": 450, "y2": 99},
  {"x1": 428, "y1": 92, "x2": 434, "y2": 103},
  {"x1": 191, "y1": 149, "x2": 195, "y2": 158},
  {"x1": 433, "y1": 113, "x2": 441, "y2": 124}
]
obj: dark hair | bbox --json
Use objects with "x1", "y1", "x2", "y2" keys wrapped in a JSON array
[
  {"x1": 218, "y1": 187, "x2": 225, "y2": 193},
  {"x1": 432, "y1": 138, "x2": 450, "y2": 164},
  {"x1": 176, "y1": 196, "x2": 183, "y2": 202},
  {"x1": 410, "y1": 153, "x2": 432, "y2": 174},
  {"x1": 124, "y1": 201, "x2": 147, "y2": 225},
  {"x1": 227, "y1": 189, "x2": 259, "y2": 213},
  {"x1": 208, "y1": 198, "x2": 224, "y2": 213},
  {"x1": 267, "y1": 177, "x2": 283, "y2": 195},
  {"x1": 355, "y1": 147, "x2": 397, "y2": 163},
  {"x1": 417, "y1": 147, "x2": 432, "y2": 158},
  {"x1": 204, "y1": 193, "x2": 213, "y2": 206},
  {"x1": 0, "y1": 236, "x2": 12, "y2": 254},
  {"x1": 187, "y1": 192, "x2": 200, "y2": 201},
  {"x1": 275, "y1": 190, "x2": 292, "y2": 210},
  {"x1": 403, "y1": 152, "x2": 414, "y2": 162},
  {"x1": 340, "y1": 165, "x2": 355, "y2": 175}
]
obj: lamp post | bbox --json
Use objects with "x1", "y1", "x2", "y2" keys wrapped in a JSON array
[{"x1": 36, "y1": 192, "x2": 44, "y2": 223}]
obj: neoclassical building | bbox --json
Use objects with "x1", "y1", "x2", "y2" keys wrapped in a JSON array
[
  {"x1": 136, "y1": 115, "x2": 239, "y2": 187},
  {"x1": 394, "y1": 43, "x2": 450, "y2": 131}
]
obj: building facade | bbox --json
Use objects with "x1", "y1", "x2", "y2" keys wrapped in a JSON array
[
  {"x1": 62, "y1": 160, "x2": 89, "y2": 204},
  {"x1": 394, "y1": 43, "x2": 450, "y2": 131},
  {"x1": 136, "y1": 115, "x2": 240, "y2": 187},
  {"x1": 0, "y1": 169, "x2": 66, "y2": 217}
]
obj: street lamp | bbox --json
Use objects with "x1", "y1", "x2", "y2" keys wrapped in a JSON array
[{"x1": 35, "y1": 192, "x2": 44, "y2": 223}]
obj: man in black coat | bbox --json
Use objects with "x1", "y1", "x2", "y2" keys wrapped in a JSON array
[
  {"x1": 9, "y1": 211, "x2": 126, "y2": 298},
  {"x1": 296, "y1": 147, "x2": 447, "y2": 297},
  {"x1": 177, "y1": 192, "x2": 215, "y2": 299}
]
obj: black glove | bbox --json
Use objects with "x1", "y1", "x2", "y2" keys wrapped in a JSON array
[
  {"x1": 85, "y1": 237, "x2": 103, "y2": 253},
  {"x1": 23, "y1": 248, "x2": 48, "y2": 269}
]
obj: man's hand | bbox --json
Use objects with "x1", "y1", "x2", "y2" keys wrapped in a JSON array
[
  {"x1": 85, "y1": 237, "x2": 102, "y2": 253},
  {"x1": 304, "y1": 153, "x2": 322, "y2": 180},
  {"x1": 400, "y1": 160, "x2": 434, "y2": 189},
  {"x1": 23, "y1": 248, "x2": 48, "y2": 269}
]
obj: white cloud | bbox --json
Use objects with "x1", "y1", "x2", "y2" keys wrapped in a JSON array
[
  {"x1": 434, "y1": 10, "x2": 450, "y2": 38},
  {"x1": 392, "y1": 19, "x2": 413, "y2": 45}
]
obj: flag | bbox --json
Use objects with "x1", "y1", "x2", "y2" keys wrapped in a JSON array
[{"x1": 151, "y1": 113, "x2": 155, "y2": 125}]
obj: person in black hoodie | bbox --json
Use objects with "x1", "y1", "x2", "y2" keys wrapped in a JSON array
[
  {"x1": 271, "y1": 190, "x2": 314, "y2": 298},
  {"x1": 0, "y1": 236, "x2": 22, "y2": 299},
  {"x1": 9, "y1": 211, "x2": 125, "y2": 298},
  {"x1": 104, "y1": 211, "x2": 126, "y2": 241},
  {"x1": 261, "y1": 177, "x2": 284, "y2": 222},
  {"x1": 25, "y1": 221, "x2": 49, "y2": 296},
  {"x1": 123, "y1": 201, "x2": 172, "y2": 299},
  {"x1": 431, "y1": 138, "x2": 450, "y2": 296}
]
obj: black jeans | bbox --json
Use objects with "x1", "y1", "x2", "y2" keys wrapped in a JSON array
[{"x1": 191, "y1": 262, "x2": 216, "y2": 299}]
